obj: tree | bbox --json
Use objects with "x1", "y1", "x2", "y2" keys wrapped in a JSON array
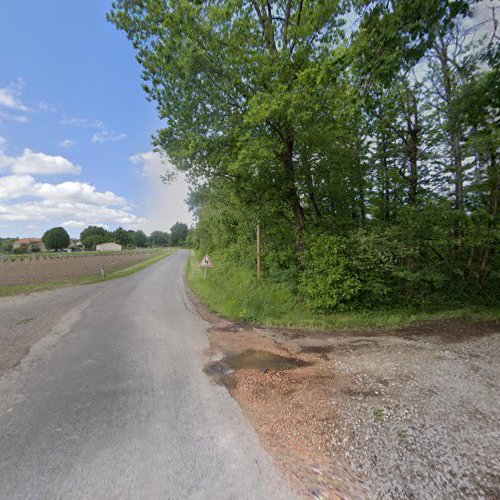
[
  {"x1": 170, "y1": 223, "x2": 188, "y2": 247},
  {"x1": 113, "y1": 227, "x2": 135, "y2": 247},
  {"x1": 134, "y1": 230, "x2": 147, "y2": 248},
  {"x1": 148, "y1": 230, "x2": 169, "y2": 247},
  {"x1": 110, "y1": 1, "x2": 498, "y2": 309},
  {"x1": 43, "y1": 227, "x2": 70, "y2": 251},
  {"x1": 82, "y1": 234, "x2": 107, "y2": 251},
  {"x1": 108, "y1": 0, "x2": 350, "y2": 250},
  {"x1": 80, "y1": 226, "x2": 108, "y2": 242}
]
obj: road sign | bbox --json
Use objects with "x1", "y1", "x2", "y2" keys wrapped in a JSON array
[{"x1": 199, "y1": 255, "x2": 213, "y2": 268}]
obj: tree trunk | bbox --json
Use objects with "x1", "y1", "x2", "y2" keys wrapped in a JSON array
[
  {"x1": 436, "y1": 37, "x2": 464, "y2": 212},
  {"x1": 404, "y1": 85, "x2": 420, "y2": 206},
  {"x1": 281, "y1": 129, "x2": 305, "y2": 250}
]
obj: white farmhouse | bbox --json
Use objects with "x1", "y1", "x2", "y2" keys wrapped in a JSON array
[{"x1": 96, "y1": 242, "x2": 122, "y2": 251}]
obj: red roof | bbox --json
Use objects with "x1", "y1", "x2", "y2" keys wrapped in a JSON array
[{"x1": 14, "y1": 238, "x2": 43, "y2": 244}]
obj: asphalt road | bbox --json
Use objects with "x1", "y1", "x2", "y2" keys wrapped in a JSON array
[{"x1": 0, "y1": 250, "x2": 292, "y2": 499}]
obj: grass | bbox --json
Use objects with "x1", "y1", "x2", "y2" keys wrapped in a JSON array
[
  {"x1": 373, "y1": 408, "x2": 386, "y2": 422},
  {"x1": 186, "y1": 251, "x2": 500, "y2": 330},
  {"x1": 0, "y1": 249, "x2": 176, "y2": 298}
]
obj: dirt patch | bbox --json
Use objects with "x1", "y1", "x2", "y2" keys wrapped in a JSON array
[
  {"x1": 0, "y1": 252, "x2": 155, "y2": 286},
  {"x1": 190, "y1": 288, "x2": 500, "y2": 498}
]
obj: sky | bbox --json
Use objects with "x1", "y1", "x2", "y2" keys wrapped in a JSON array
[{"x1": 0, "y1": 0, "x2": 193, "y2": 238}]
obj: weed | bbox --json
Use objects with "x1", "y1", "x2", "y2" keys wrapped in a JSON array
[
  {"x1": 373, "y1": 408, "x2": 385, "y2": 422},
  {"x1": 16, "y1": 317, "x2": 34, "y2": 325},
  {"x1": 397, "y1": 429, "x2": 409, "y2": 441}
]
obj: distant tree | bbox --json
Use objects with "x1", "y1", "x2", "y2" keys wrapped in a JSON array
[
  {"x1": 170, "y1": 222, "x2": 188, "y2": 246},
  {"x1": 148, "y1": 230, "x2": 170, "y2": 247},
  {"x1": 134, "y1": 230, "x2": 147, "y2": 248},
  {"x1": 80, "y1": 226, "x2": 109, "y2": 241},
  {"x1": 112, "y1": 227, "x2": 135, "y2": 247},
  {"x1": 0, "y1": 237, "x2": 15, "y2": 253},
  {"x1": 43, "y1": 227, "x2": 70, "y2": 251},
  {"x1": 82, "y1": 234, "x2": 107, "y2": 251}
]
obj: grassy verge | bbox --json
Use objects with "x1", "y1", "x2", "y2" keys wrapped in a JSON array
[
  {"x1": 186, "y1": 251, "x2": 500, "y2": 329},
  {"x1": 0, "y1": 249, "x2": 176, "y2": 298}
]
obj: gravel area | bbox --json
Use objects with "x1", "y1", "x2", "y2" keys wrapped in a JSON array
[{"x1": 195, "y1": 291, "x2": 500, "y2": 499}]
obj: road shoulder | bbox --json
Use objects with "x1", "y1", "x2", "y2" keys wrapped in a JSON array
[{"x1": 187, "y1": 283, "x2": 500, "y2": 498}]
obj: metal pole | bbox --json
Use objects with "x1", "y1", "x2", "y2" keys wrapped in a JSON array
[
  {"x1": 204, "y1": 266, "x2": 207, "y2": 280},
  {"x1": 256, "y1": 223, "x2": 261, "y2": 281}
]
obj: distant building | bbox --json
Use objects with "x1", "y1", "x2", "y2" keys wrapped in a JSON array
[
  {"x1": 12, "y1": 238, "x2": 47, "y2": 252},
  {"x1": 96, "y1": 242, "x2": 122, "y2": 251},
  {"x1": 68, "y1": 239, "x2": 82, "y2": 250}
]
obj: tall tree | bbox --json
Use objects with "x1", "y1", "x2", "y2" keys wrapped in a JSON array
[{"x1": 43, "y1": 227, "x2": 70, "y2": 251}]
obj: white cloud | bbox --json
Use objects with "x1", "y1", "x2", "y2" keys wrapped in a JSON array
[
  {"x1": 1, "y1": 148, "x2": 81, "y2": 175},
  {"x1": 129, "y1": 151, "x2": 193, "y2": 233},
  {"x1": 91, "y1": 130, "x2": 127, "y2": 144},
  {"x1": 0, "y1": 109, "x2": 28, "y2": 123},
  {"x1": 0, "y1": 174, "x2": 125, "y2": 206},
  {"x1": 63, "y1": 220, "x2": 110, "y2": 230},
  {"x1": 61, "y1": 116, "x2": 104, "y2": 129},
  {"x1": 35, "y1": 181, "x2": 125, "y2": 206},
  {"x1": 38, "y1": 101, "x2": 57, "y2": 113},
  {"x1": 130, "y1": 151, "x2": 172, "y2": 177},
  {"x1": 60, "y1": 139, "x2": 75, "y2": 148},
  {"x1": 0, "y1": 134, "x2": 144, "y2": 233},
  {"x1": 0, "y1": 200, "x2": 146, "y2": 226},
  {"x1": 62, "y1": 116, "x2": 126, "y2": 145},
  {"x1": 0, "y1": 174, "x2": 36, "y2": 200},
  {"x1": 0, "y1": 85, "x2": 28, "y2": 111}
]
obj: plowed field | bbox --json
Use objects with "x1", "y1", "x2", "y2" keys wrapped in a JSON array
[{"x1": 0, "y1": 252, "x2": 156, "y2": 286}]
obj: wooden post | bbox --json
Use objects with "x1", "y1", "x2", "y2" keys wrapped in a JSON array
[{"x1": 256, "y1": 223, "x2": 261, "y2": 281}]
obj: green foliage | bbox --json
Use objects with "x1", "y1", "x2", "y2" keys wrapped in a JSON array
[
  {"x1": 112, "y1": 227, "x2": 136, "y2": 247},
  {"x1": 170, "y1": 222, "x2": 188, "y2": 246},
  {"x1": 148, "y1": 230, "x2": 170, "y2": 247},
  {"x1": 42, "y1": 227, "x2": 70, "y2": 251},
  {"x1": 81, "y1": 234, "x2": 107, "y2": 251},
  {"x1": 186, "y1": 251, "x2": 499, "y2": 329},
  {"x1": 134, "y1": 230, "x2": 147, "y2": 248},
  {"x1": 80, "y1": 226, "x2": 108, "y2": 241},
  {"x1": 0, "y1": 237, "x2": 14, "y2": 253},
  {"x1": 111, "y1": 1, "x2": 498, "y2": 317},
  {"x1": 301, "y1": 235, "x2": 361, "y2": 312}
]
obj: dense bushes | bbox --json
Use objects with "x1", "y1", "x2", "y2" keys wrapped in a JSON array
[
  {"x1": 299, "y1": 215, "x2": 498, "y2": 313},
  {"x1": 300, "y1": 235, "x2": 361, "y2": 312}
]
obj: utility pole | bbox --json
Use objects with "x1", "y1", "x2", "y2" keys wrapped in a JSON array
[{"x1": 256, "y1": 223, "x2": 261, "y2": 281}]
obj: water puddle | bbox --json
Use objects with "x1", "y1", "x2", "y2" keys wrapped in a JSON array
[
  {"x1": 204, "y1": 349, "x2": 311, "y2": 390},
  {"x1": 225, "y1": 349, "x2": 310, "y2": 370}
]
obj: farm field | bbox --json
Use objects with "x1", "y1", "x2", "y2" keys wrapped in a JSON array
[{"x1": 0, "y1": 250, "x2": 171, "y2": 288}]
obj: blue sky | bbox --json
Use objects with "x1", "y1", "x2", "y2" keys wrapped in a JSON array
[{"x1": 0, "y1": 0, "x2": 192, "y2": 238}]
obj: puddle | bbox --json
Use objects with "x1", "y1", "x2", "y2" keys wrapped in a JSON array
[
  {"x1": 225, "y1": 349, "x2": 310, "y2": 370},
  {"x1": 204, "y1": 349, "x2": 311, "y2": 389}
]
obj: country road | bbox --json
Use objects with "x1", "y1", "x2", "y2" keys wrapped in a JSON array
[{"x1": 0, "y1": 250, "x2": 293, "y2": 499}]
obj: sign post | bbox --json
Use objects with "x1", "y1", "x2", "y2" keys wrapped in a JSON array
[
  {"x1": 199, "y1": 254, "x2": 213, "y2": 280},
  {"x1": 256, "y1": 223, "x2": 261, "y2": 281}
]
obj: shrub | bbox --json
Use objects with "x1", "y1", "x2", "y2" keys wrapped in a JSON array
[
  {"x1": 43, "y1": 227, "x2": 70, "y2": 251},
  {"x1": 301, "y1": 234, "x2": 361, "y2": 312}
]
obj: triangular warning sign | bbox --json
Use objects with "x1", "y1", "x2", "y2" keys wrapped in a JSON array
[{"x1": 199, "y1": 254, "x2": 213, "y2": 268}]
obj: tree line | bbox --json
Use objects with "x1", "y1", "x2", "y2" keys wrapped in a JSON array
[
  {"x1": 80, "y1": 222, "x2": 189, "y2": 250},
  {"x1": 109, "y1": 0, "x2": 499, "y2": 311},
  {"x1": 1, "y1": 222, "x2": 189, "y2": 252}
]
